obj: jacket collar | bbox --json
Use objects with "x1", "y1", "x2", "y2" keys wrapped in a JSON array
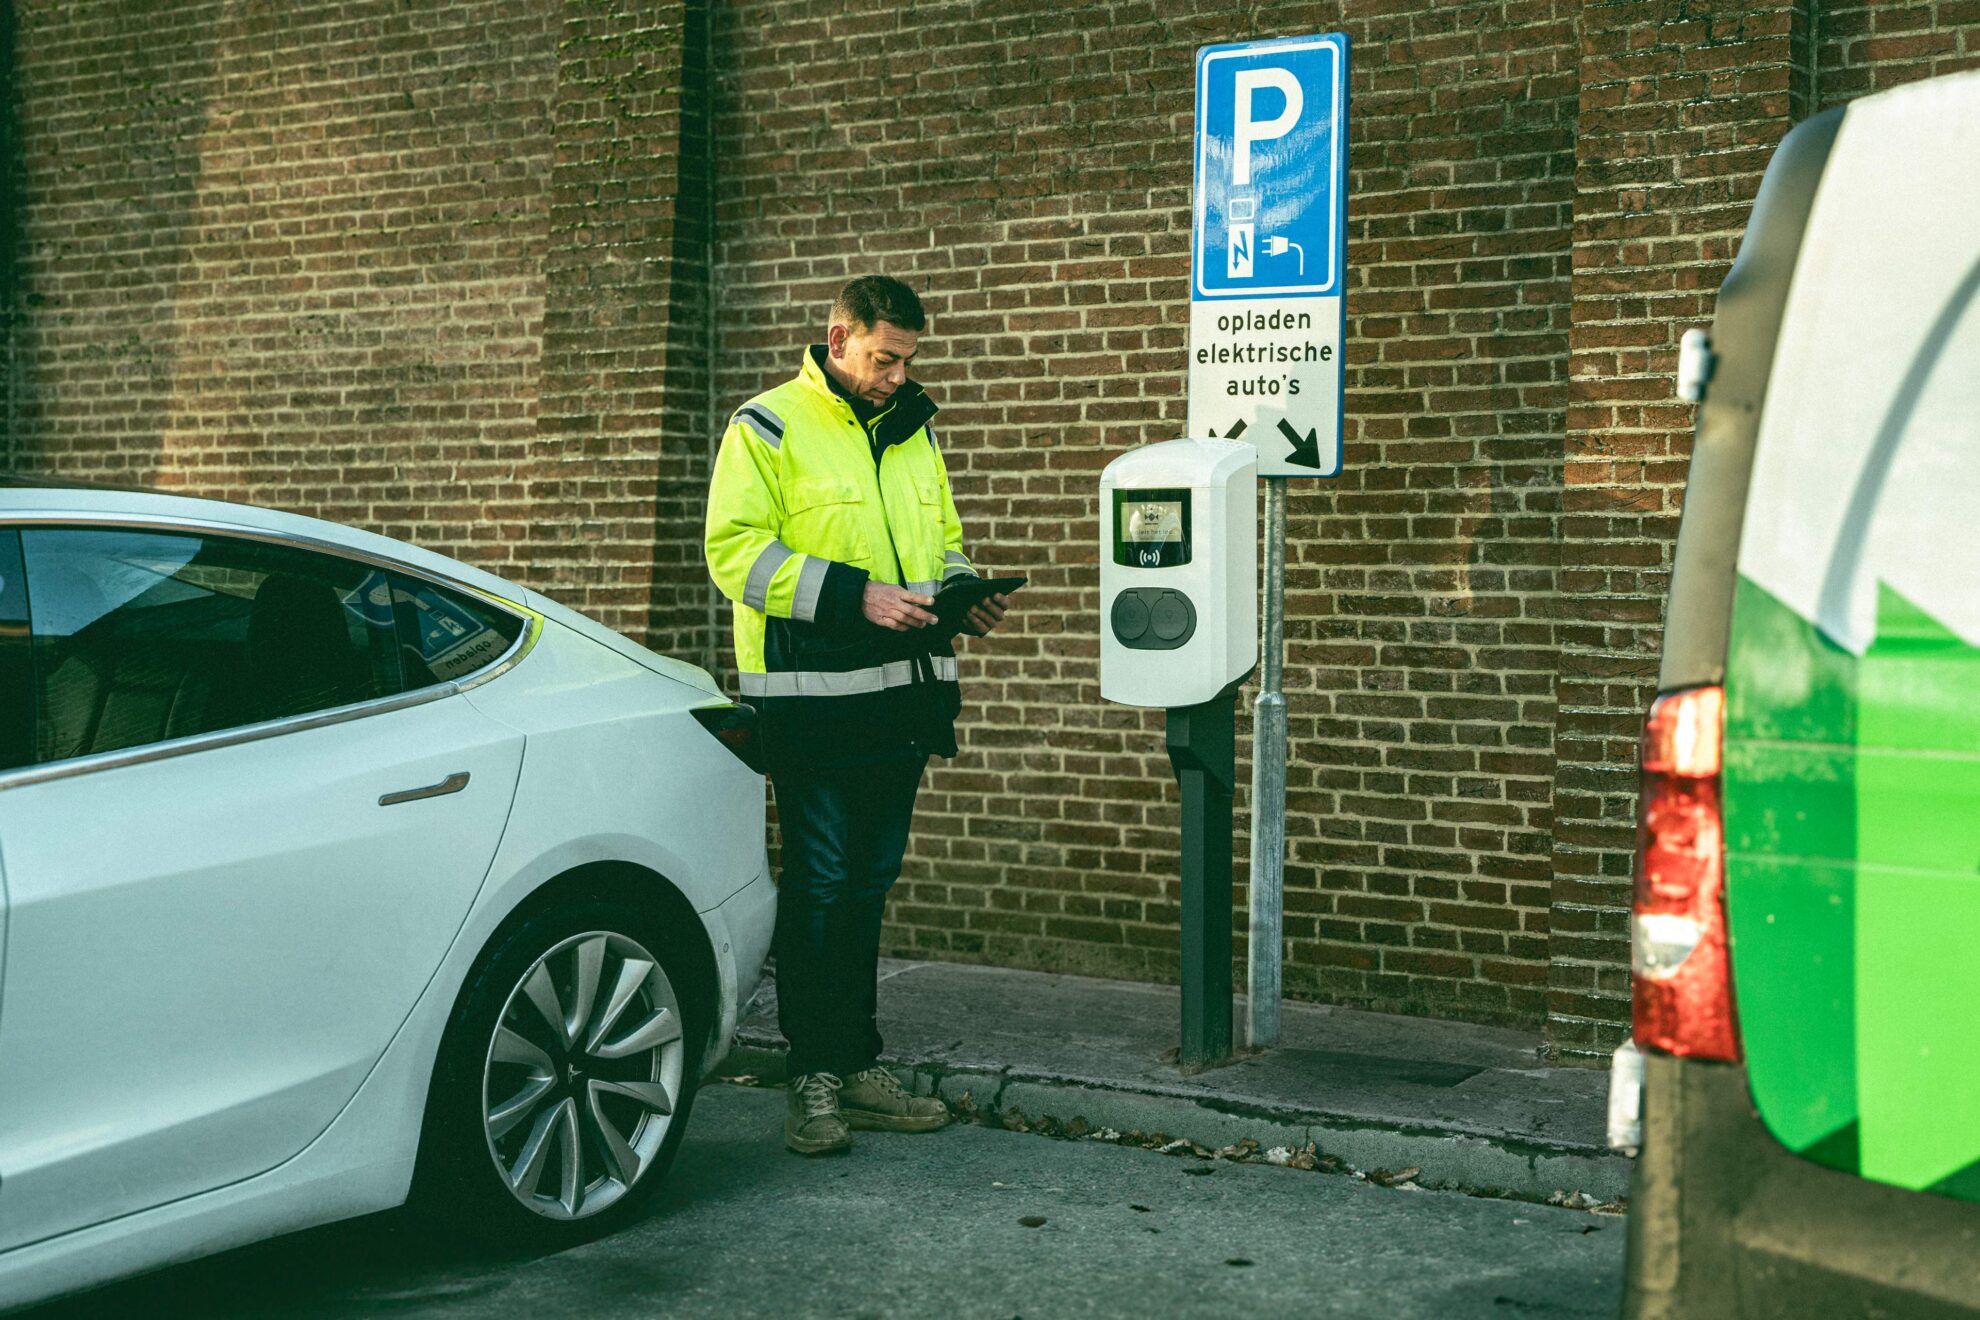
[
  {"x1": 800, "y1": 344, "x2": 939, "y2": 452},
  {"x1": 799, "y1": 343, "x2": 855, "y2": 407}
]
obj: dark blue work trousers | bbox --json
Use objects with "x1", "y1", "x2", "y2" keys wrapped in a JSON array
[{"x1": 770, "y1": 757, "x2": 925, "y2": 1079}]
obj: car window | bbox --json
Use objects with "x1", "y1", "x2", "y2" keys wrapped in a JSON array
[
  {"x1": 0, "y1": 530, "x2": 32, "y2": 772},
  {"x1": 22, "y1": 528, "x2": 406, "y2": 765},
  {"x1": 387, "y1": 573, "x2": 527, "y2": 690}
]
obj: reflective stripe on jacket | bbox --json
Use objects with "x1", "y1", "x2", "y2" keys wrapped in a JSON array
[{"x1": 705, "y1": 346, "x2": 977, "y2": 767}]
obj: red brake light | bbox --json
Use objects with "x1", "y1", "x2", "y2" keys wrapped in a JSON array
[
  {"x1": 1632, "y1": 685, "x2": 1740, "y2": 1061},
  {"x1": 691, "y1": 703, "x2": 765, "y2": 774}
]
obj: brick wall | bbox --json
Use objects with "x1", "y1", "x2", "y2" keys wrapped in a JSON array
[
  {"x1": 1549, "y1": 0, "x2": 1813, "y2": 1055},
  {"x1": 534, "y1": 1, "x2": 715, "y2": 655},
  {"x1": 1545, "y1": 1, "x2": 1980, "y2": 1056},
  {"x1": 0, "y1": 0, "x2": 714, "y2": 648},
  {"x1": 3, "y1": 0, "x2": 560, "y2": 569},
  {"x1": 8, "y1": 0, "x2": 1979, "y2": 1058},
  {"x1": 1817, "y1": 0, "x2": 1980, "y2": 105},
  {"x1": 709, "y1": 0, "x2": 1580, "y2": 1032}
]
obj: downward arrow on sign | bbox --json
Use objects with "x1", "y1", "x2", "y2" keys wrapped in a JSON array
[{"x1": 1277, "y1": 418, "x2": 1321, "y2": 469}]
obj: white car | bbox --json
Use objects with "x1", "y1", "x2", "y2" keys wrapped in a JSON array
[{"x1": 0, "y1": 485, "x2": 776, "y2": 1311}]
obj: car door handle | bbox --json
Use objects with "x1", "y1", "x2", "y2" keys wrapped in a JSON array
[{"x1": 379, "y1": 772, "x2": 470, "y2": 807}]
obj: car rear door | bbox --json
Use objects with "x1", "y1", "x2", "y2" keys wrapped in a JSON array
[
  {"x1": 0, "y1": 524, "x2": 529, "y2": 1251},
  {"x1": 1721, "y1": 76, "x2": 1980, "y2": 1203}
]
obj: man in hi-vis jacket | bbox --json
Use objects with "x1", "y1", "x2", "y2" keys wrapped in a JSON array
[{"x1": 705, "y1": 276, "x2": 1009, "y2": 1155}]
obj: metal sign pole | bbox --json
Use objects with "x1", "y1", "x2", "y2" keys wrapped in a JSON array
[
  {"x1": 1186, "y1": 29, "x2": 1348, "y2": 1058},
  {"x1": 1247, "y1": 476, "x2": 1287, "y2": 1048}
]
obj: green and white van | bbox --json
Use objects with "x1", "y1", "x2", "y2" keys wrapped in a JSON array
[{"x1": 1611, "y1": 69, "x2": 1980, "y2": 1316}]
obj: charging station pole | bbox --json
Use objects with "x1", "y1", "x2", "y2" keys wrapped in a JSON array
[
  {"x1": 1099, "y1": 441, "x2": 1256, "y2": 1078},
  {"x1": 1169, "y1": 682, "x2": 1239, "y2": 1072}
]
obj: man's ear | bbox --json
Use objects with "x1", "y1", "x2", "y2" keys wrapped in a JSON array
[{"x1": 827, "y1": 323, "x2": 849, "y2": 358}]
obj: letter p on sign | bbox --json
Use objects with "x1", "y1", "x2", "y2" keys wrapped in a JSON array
[{"x1": 1232, "y1": 67, "x2": 1302, "y2": 186}]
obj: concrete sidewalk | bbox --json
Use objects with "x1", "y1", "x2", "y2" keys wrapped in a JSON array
[{"x1": 721, "y1": 959, "x2": 1630, "y2": 1205}]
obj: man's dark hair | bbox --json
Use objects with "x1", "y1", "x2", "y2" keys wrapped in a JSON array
[{"x1": 832, "y1": 275, "x2": 926, "y2": 333}]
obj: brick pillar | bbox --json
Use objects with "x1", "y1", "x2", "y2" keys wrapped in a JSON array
[
  {"x1": 534, "y1": 0, "x2": 715, "y2": 661},
  {"x1": 0, "y1": 0, "x2": 22, "y2": 466},
  {"x1": 1547, "y1": 0, "x2": 1815, "y2": 1060}
]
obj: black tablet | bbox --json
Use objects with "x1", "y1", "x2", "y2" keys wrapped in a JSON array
[{"x1": 932, "y1": 575, "x2": 1027, "y2": 632}]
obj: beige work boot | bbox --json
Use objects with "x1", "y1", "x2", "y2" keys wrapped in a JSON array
[
  {"x1": 839, "y1": 1066, "x2": 951, "y2": 1132},
  {"x1": 785, "y1": 1072, "x2": 851, "y2": 1156}
]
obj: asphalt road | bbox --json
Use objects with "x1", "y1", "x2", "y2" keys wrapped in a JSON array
[{"x1": 26, "y1": 1081, "x2": 1624, "y2": 1319}]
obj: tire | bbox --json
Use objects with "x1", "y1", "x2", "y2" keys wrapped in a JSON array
[{"x1": 415, "y1": 898, "x2": 706, "y2": 1248}]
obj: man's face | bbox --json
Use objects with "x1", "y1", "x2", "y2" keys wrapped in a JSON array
[{"x1": 827, "y1": 319, "x2": 919, "y2": 406}]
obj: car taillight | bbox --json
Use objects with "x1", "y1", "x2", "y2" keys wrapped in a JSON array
[
  {"x1": 1632, "y1": 684, "x2": 1740, "y2": 1061},
  {"x1": 691, "y1": 703, "x2": 765, "y2": 775}
]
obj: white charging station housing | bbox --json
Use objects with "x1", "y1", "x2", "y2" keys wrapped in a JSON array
[{"x1": 1099, "y1": 438, "x2": 1258, "y2": 708}]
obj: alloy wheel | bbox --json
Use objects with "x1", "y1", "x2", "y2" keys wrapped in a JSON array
[{"x1": 480, "y1": 929, "x2": 686, "y2": 1220}]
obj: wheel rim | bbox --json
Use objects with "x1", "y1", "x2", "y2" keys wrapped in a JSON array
[{"x1": 481, "y1": 930, "x2": 686, "y2": 1221}]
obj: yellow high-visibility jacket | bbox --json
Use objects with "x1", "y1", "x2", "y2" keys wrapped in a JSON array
[{"x1": 705, "y1": 346, "x2": 977, "y2": 768}]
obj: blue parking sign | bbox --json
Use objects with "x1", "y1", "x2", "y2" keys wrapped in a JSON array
[
  {"x1": 1188, "y1": 32, "x2": 1350, "y2": 476},
  {"x1": 1194, "y1": 35, "x2": 1348, "y2": 300}
]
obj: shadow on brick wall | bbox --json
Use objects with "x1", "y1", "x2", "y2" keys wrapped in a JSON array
[
  {"x1": 2, "y1": 4, "x2": 229, "y2": 487},
  {"x1": 2, "y1": 0, "x2": 25, "y2": 470}
]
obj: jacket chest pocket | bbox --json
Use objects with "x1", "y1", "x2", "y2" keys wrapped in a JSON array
[
  {"x1": 784, "y1": 475, "x2": 868, "y2": 561},
  {"x1": 893, "y1": 468, "x2": 944, "y2": 578}
]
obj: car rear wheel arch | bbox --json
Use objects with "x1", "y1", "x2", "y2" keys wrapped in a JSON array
[
  {"x1": 489, "y1": 861, "x2": 722, "y2": 1061},
  {"x1": 410, "y1": 860, "x2": 721, "y2": 1244}
]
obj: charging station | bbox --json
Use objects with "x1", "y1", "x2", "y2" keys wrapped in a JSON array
[{"x1": 1101, "y1": 438, "x2": 1257, "y2": 1071}]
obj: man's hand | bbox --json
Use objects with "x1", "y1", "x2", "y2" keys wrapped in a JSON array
[
  {"x1": 864, "y1": 582, "x2": 937, "y2": 632},
  {"x1": 962, "y1": 592, "x2": 1010, "y2": 638}
]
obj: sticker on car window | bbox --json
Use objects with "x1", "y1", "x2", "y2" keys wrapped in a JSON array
[
  {"x1": 394, "y1": 581, "x2": 506, "y2": 680},
  {"x1": 340, "y1": 570, "x2": 399, "y2": 632}
]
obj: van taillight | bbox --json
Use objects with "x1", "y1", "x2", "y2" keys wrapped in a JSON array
[
  {"x1": 1632, "y1": 685, "x2": 1741, "y2": 1060},
  {"x1": 691, "y1": 703, "x2": 765, "y2": 774}
]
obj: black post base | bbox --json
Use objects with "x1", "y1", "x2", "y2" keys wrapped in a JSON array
[{"x1": 1166, "y1": 678, "x2": 1243, "y2": 1074}]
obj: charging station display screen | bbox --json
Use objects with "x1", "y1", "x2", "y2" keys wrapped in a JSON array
[
  {"x1": 1124, "y1": 500, "x2": 1184, "y2": 544},
  {"x1": 1113, "y1": 487, "x2": 1191, "y2": 568}
]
